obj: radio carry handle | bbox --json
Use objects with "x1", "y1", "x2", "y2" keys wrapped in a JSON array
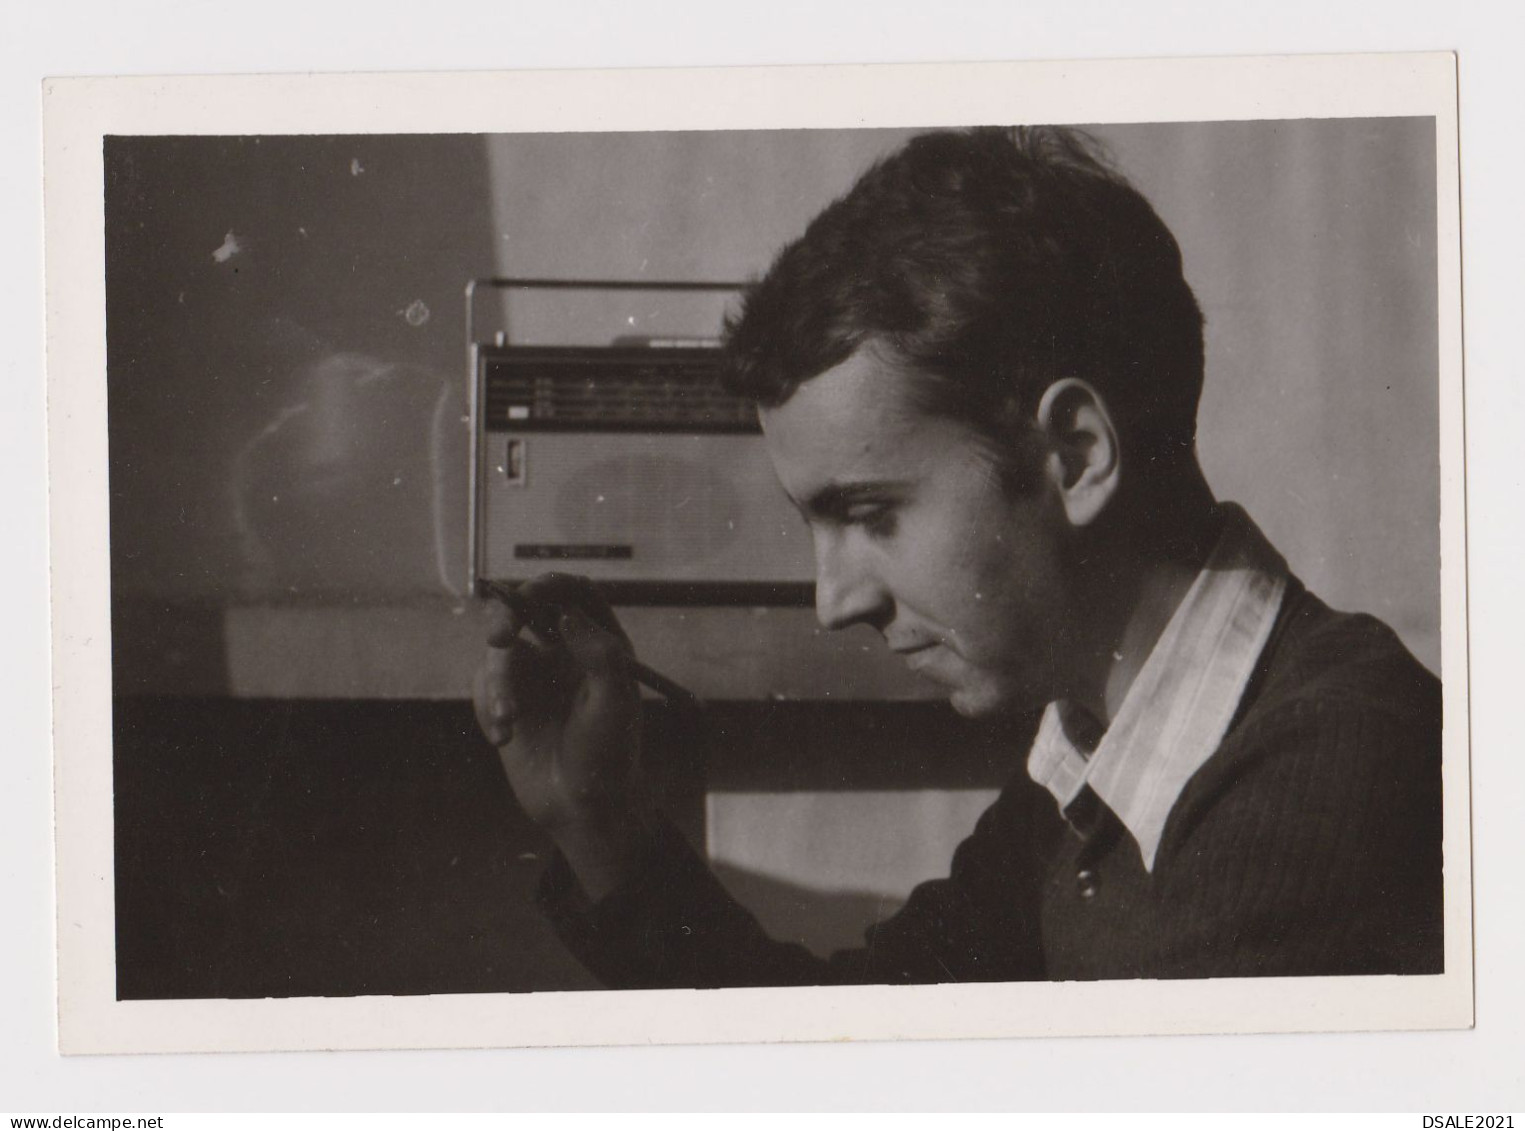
[{"x1": 464, "y1": 277, "x2": 748, "y2": 355}]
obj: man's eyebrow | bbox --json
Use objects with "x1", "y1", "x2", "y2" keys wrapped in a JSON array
[{"x1": 799, "y1": 480, "x2": 910, "y2": 518}]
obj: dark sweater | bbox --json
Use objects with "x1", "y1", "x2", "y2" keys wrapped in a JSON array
[{"x1": 538, "y1": 582, "x2": 1444, "y2": 986}]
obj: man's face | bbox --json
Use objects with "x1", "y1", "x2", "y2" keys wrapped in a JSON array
[{"x1": 760, "y1": 347, "x2": 1078, "y2": 719}]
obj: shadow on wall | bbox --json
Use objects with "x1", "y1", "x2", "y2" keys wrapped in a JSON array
[
  {"x1": 112, "y1": 697, "x2": 1033, "y2": 997},
  {"x1": 711, "y1": 864, "x2": 908, "y2": 959},
  {"x1": 113, "y1": 695, "x2": 606, "y2": 999}
]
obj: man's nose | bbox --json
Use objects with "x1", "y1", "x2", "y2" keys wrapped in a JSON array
[{"x1": 813, "y1": 535, "x2": 889, "y2": 632}]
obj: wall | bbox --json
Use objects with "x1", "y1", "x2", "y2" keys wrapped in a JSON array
[
  {"x1": 1099, "y1": 119, "x2": 1440, "y2": 667},
  {"x1": 107, "y1": 120, "x2": 1441, "y2": 697},
  {"x1": 106, "y1": 134, "x2": 497, "y2": 607}
]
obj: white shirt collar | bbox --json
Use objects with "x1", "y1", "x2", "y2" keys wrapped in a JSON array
[{"x1": 1026, "y1": 505, "x2": 1288, "y2": 872}]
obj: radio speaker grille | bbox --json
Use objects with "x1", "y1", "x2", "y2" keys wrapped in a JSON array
[{"x1": 555, "y1": 454, "x2": 741, "y2": 566}]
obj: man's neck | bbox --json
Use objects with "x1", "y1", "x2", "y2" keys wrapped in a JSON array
[
  {"x1": 1067, "y1": 470, "x2": 1222, "y2": 727},
  {"x1": 1100, "y1": 550, "x2": 1208, "y2": 721}
]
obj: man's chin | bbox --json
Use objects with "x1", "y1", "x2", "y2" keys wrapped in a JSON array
[
  {"x1": 947, "y1": 685, "x2": 1009, "y2": 720},
  {"x1": 947, "y1": 678, "x2": 1043, "y2": 720},
  {"x1": 910, "y1": 653, "x2": 1043, "y2": 719}
]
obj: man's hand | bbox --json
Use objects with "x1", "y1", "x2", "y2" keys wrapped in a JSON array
[{"x1": 473, "y1": 573, "x2": 649, "y2": 900}]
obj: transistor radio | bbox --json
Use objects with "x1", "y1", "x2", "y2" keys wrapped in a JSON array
[{"x1": 467, "y1": 279, "x2": 815, "y2": 604}]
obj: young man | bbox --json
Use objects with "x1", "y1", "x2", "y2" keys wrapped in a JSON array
[{"x1": 474, "y1": 127, "x2": 1443, "y2": 986}]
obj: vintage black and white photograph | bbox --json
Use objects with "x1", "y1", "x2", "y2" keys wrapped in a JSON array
[{"x1": 44, "y1": 56, "x2": 1470, "y2": 1053}]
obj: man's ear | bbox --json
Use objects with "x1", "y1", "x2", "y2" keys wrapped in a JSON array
[{"x1": 1034, "y1": 378, "x2": 1120, "y2": 527}]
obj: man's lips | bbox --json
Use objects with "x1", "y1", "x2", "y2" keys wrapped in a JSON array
[{"x1": 891, "y1": 641, "x2": 943, "y2": 671}]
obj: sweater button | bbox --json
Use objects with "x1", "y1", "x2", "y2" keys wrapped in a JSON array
[{"x1": 1075, "y1": 868, "x2": 1100, "y2": 900}]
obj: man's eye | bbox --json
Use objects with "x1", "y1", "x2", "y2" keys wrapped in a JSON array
[{"x1": 845, "y1": 504, "x2": 898, "y2": 537}]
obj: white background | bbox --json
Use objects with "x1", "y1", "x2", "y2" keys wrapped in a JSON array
[{"x1": 4, "y1": 0, "x2": 1521, "y2": 1112}]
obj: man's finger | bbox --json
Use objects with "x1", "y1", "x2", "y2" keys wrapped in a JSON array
[
  {"x1": 485, "y1": 596, "x2": 525, "y2": 648},
  {"x1": 559, "y1": 606, "x2": 640, "y2": 740},
  {"x1": 472, "y1": 664, "x2": 514, "y2": 746},
  {"x1": 558, "y1": 605, "x2": 632, "y2": 678},
  {"x1": 481, "y1": 637, "x2": 570, "y2": 721},
  {"x1": 518, "y1": 573, "x2": 632, "y2": 648}
]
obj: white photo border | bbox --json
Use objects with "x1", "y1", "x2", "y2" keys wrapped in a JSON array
[{"x1": 44, "y1": 52, "x2": 1471, "y2": 1054}]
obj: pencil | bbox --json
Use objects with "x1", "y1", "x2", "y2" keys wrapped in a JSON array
[{"x1": 481, "y1": 581, "x2": 700, "y2": 707}]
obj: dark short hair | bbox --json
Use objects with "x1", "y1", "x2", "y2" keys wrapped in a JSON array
[{"x1": 722, "y1": 127, "x2": 1206, "y2": 478}]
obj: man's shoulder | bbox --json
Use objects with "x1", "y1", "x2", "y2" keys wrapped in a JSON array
[
  {"x1": 1153, "y1": 584, "x2": 1445, "y2": 976},
  {"x1": 1166, "y1": 582, "x2": 1441, "y2": 839},
  {"x1": 1244, "y1": 582, "x2": 1440, "y2": 729},
  {"x1": 1155, "y1": 581, "x2": 1441, "y2": 863}
]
